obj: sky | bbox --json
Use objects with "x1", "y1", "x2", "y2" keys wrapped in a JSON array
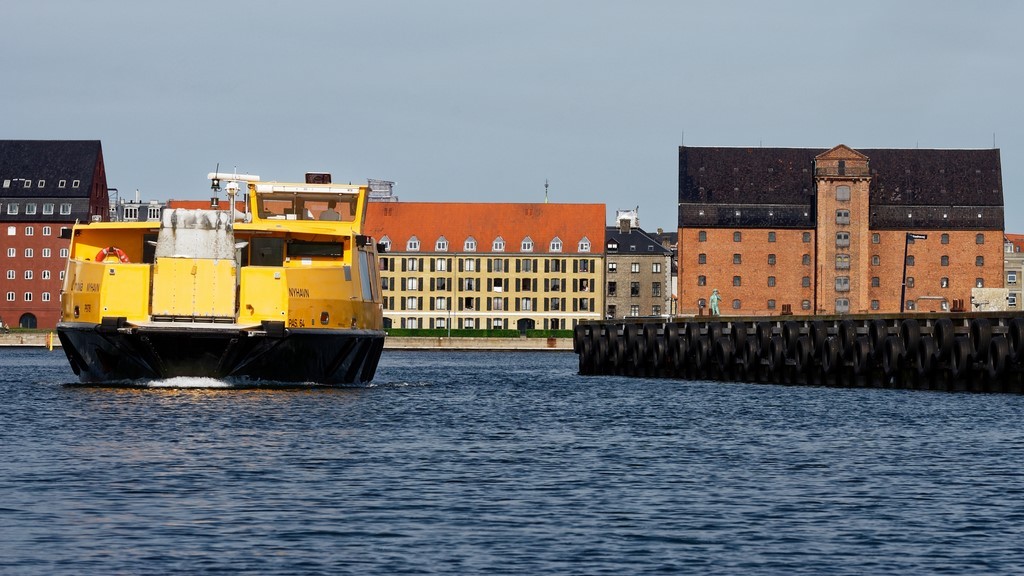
[{"x1": 5, "y1": 0, "x2": 1024, "y2": 233}]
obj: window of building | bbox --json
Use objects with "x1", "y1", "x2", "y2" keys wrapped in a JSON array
[
  {"x1": 578, "y1": 237, "x2": 591, "y2": 252},
  {"x1": 906, "y1": 300, "x2": 916, "y2": 311},
  {"x1": 733, "y1": 231, "x2": 742, "y2": 242},
  {"x1": 43, "y1": 203, "x2": 54, "y2": 215},
  {"x1": 464, "y1": 237, "x2": 477, "y2": 251},
  {"x1": 407, "y1": 258, "x2": 421, "y2": 272},
  {"x1": 23, "y1": 292, "x2": 32, "y2": 302},
  {"x1": 435, "y1": 236, "x2": 449, "y2": 252},
  {"x1": 42, "y1": 226, "x2": 51, "y2": 236},
  {"x1": 733, "y1": 276, "x2": 741, "y2": 287},
  {"x1": 872, "y1": 233, "x2": 880, "y2": 244},
  {"x1": 406, "y1": 277, "x2": 419, "y2": 291},
  {"x1": 697, "y1": 275, "x2": 706, "y2": 286},
  {"x1": 41, "y1": 292, "x2": 50, "y2": 302},
  {"x1": 768, "y1": 231, "x2": 776, "y2": 242},
  {"x1": 607, "y1": 281, "x2": 617, "y2": 296},
  {"x1": 24, "y1": 226, "x2": 33, "y2": 236},
  {"x1": 7, "y1": 248, "x2": 15, "y2": 257},
  {"x1": 521, "y1": 236, "x2": 534, "y2": 252},
  {"x1": 835, "y1": 276, "x2": 850, "y2": 292},
  {"x1": 72, "y1": 180, "x2": 80, "y2": 188},
  {"x1": 698, "y1": 231, "x2": 707, "y2": 242},
  {"x1": 147, "y1": 206, "x2": 161, "y2": 220},
  {"x1": 872, "y1": 277, "x2": 880, "y2": 287},
  {"x1": 768, "y1": 276, "x2": 776, "y2": 287},
  {"x1": 630, "y1": 305, "x2": 640, "y2": 317},
  {"x1": 435, "y1": 258, "x2": 448, "y2": 272},
  {"x1": 23, "y1": 180, "x2": 31, "y2": 188},
  {"x1": 59, "y1": 270, "x2": 65, "y2": 280},
  {"x1": 802, "y1": 254, "x2": 810, "y2": 265},
  {"x1": 941, "y1": 233, "x2": 949, "y2": 245},
  {"x1": 378, "y1": 236, "x2": 391, "y2": 252},
  {"x1": 550, "y1": 237, "x2": 562, "y2": 252},
  {"x1": 940, "y1": 277, "x2": 949, "y2": 288},
  {"x1": 906, "y1": 255, "x2": 915, "y2": 266},
  {"x1": 123, "y1": 206, "x2": 139, "y2": 220},
  {"x1": 5, "y1": 270, "x2": 13, "y2": 280},
  {"x1": 801, "y1": 300, "x2": 811, "y2": 310},
  {"x1": 836, "y1": 298, "x2": 850, "y2": 313},
  {"x1": 941, "y1": 255, "x2": 949, "y2": 266},
  {"x1": 1011, "y1": 294, "x2": 1018, "y2": 307},
  {"x1": 872, "y1": 255, "x2": 880, "y2": 266},
  {"x1": 630, "y1": 282, "x2": 640, "y2": 297},
  {"x1": 24, "y1": 248, "x2": 33, "y2": 258},
  {"x1": 25, "y1": 203, "x2": 37, "y2": 215},
  {"x1": 6, "y1": 203, "x2": 18, "y2": 215},
  {"x1": 836, "y1": 254, "x2": 850, "y2": 269},
  {"x1": 652, "y1": 282, "x2": 661, "y2": 297},
  {"x1": 652, "y1": 262, "x2": 662, "y2": 273},
  {"x1": 732, "y1": 299, "x2": 741, "y2": 310},
  {"x1": 493, "y1": 237, "x2": 505, "y2": 251},
  {"x1": 60, "y1": 203, "x2": 72, "y2": 215},
  {"x1": 6, "y1": 292, "x2": 13, "y2": 302},
  {"x1": 24, "y1": 270, "x2": 32, "y2": 280},
  {"x1": 652, "y1": 305, "x2": 660, "y2": 316},
  {"x1": 836, "y1": 209, "x2": 850, "y2": 224},
  {"x1": 767, "y1": 299, "x2": 776, "y2": 310},
  {"x1": 1009, "y1": 271, "x2": 1018, "y2": 285},
  {"x1": 836, "y1": 185, "x2": 851, "y2": 201},
  {"x1": 871, "y1": 300, "x2": 880, "y2": 310},
  {"x1": 405, "y1": 296, "x2": 419, "y2": 310},
  {"x1": 406, "y1": 236, "x2": 420, "y2": 251},
  {"x1": 976, "y1": 256, "x2": 984, "y2": 266},
  {"x1": 6, "y1": 226, "x2": 13, "y2": 236},
  {"x1": 802, "y1": 232, "x2": 811, "y2": 243},
  {"x1": 733, "y1": 254, "x2": 741, "y2": 264},
  {"x1": 977, "y1": 278, "x2": 985, "y2": 288},
  {"x1": 698, "y1": 253, "x2": 707, "y2": 264},
  {"x1": 907, "y1": 277, "x2": 915, "y2": 288},
  {"x1": 836, "y1": 232, "x2": 850, "y2": 247},
  {"x1": 768, "y1": 254, "x2": 776, "y2": 265},
  {"x1": 608, "y1": 262, "x2": 617, "y2": 273},
  {"x1": 802, "y1": 276, "x2": 810, "y2": 288},
  {"x1": 976, "y1": 234, "x2": 985, "y2": 244},
  {"x1": 60, "y1": 248, "x2": 69, "y2": 258},
  {"x1": 631, "y1": 262, "x2": 640, "y2": 273}
]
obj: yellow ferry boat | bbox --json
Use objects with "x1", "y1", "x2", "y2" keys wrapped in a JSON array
[{"x1": 56, "y1": 171, "x2": 386, "y2": 384}]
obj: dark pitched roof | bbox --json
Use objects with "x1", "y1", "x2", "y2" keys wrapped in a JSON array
[
  {"x1": 678, "y1": 146, "x2": 1003, "y2": 230},
  {"x1": 605, "y1": 225, "x2": 673, "y2": 256},
  {"x1": 0, "y1": 140, "x2": 103, "y2": 199}
]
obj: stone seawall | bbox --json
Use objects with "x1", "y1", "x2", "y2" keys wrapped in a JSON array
[{"x1": 0, "y1": 333, "x2": 58, "y2": 347}]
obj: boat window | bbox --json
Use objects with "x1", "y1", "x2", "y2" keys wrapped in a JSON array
[
  {"x1": 258, "y1": 193, "x2": 357, "y2": 222},
  {"x1": 287, "y1": 240, "x2": 345, "y2": 258}
]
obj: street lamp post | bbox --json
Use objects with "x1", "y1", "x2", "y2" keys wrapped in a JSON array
[{"x1": 901, "y1": 233, "x2": 928, "y2": 313}]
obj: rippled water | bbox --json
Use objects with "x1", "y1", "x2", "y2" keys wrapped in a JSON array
[{"x1": 2, "y1": 347, "x2": 1024, "y2": 574}]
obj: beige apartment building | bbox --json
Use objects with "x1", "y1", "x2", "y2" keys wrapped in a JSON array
[
  {"x1": 364, "y1": 202, "x2": 606, "y2": 332},
  {"x1": 604, "y1": 210, "x2": 673, "y2": 319}
]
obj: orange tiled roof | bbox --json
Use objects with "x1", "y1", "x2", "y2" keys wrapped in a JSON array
[
  {"x1": 364, "y1": 202, "x2": 606, "y2": 255},
  {"x1": 1006, "y1": 233, "x2": 1024, "y2": 252}
]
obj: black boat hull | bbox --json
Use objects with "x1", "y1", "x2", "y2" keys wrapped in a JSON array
[{"x1": 57, "y1": 321, "x2": 385, "y2": 385}]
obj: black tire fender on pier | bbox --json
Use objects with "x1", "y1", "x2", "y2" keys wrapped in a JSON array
[
  {"x1": 933, "y1": 318, "x2": 955, "y2": 359},
  {"x1": 809, "y1": 320, "x2": 827, "y2": 356},
  {"x1": 820, "y1": 336, "x2": 840, "y2": 375},
  {"x1": 988, "y1": 335, "x2": 1010, "y2": 378},
  {"x1": 969, "y1": 318, "x2": 992, "y2": 359},
  {"x1": 916, "y1": 335, "x2": 937, "y2": 376},
  {"x1": 900, "y1": 319, "x2": 921, "y2": 355},
  {"x1": 755, "y1": 321, "x2": 773, "y2": 354},
  {"x1": 882, "y1": 335, "x2": 906, "y2": 376},
  {"x1": 715, "y1": 337, "x2": 734, "y2": 368},
  {"x1": 868, "y1": 319, "x2": 889, "y2": 358},
  {"x1": 794, "y1": 336, "x2": 812, "y2": 372},
  {"x1": 768, "y1": 335, "x2": 785, "y2": 372},
  {"x1": 950, "y1": 336, "x2": 972, "y2": 378},
  {"x1": 1009, "y1": 318, "x2": 1024, "y2": 361},
  {"x1": 838, "y1": 320, "x2": 858, "y2": 360},
  {"x1": 782, "y1": 321, "x2": 801, "y2": 355},
  {"x1": 852, "y1": 336, "x2": 871, "y2": 376}
]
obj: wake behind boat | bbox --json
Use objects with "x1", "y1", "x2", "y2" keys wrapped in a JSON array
[{"x1": 57, "y1": 171, "x2": 386, "y2": 384}]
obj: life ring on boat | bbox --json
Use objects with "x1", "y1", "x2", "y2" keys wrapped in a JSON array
[{"x1": 96, "y1": 246, "x2": 130, "y2": 263}]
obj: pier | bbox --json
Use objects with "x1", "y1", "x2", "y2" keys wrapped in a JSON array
[{"x1": 573, "y1": 314, "x2": 1024, "y2": 393}]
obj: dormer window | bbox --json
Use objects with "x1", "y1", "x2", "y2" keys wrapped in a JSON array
[
  {"x1": 492, "y1": 236, "x2": 505, "y2": 252},
  {"x1": 578, "y1": 237, "x2": 591, "y2": 252},
  {"x1": 407, "y1": 236, "x2": 420, "y2": 251},
  {"x1": 380, "y1": 235, "x2": 392, "y2": 252},
  {"x1": 464, "y1": 236, "x2": 477, "y2": 252},
  {"x1": 521, "y1": 236, "x2": 534, "y2": 252},
  {"x1": 435, "y1": 236, "x2": 449, "y2": 251},
  {"x1": 549, "y1": 237, "x2": 562, "y2": 252},
  {"x1": 607, "y1": 241, "x2": 619, "y2": 252}
]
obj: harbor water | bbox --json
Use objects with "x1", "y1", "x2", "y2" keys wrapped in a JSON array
[{"x1": 2, "y1": 348, "x2": 1024, "y2": 574}]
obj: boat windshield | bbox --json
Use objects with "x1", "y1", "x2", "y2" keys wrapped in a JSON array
[{"x1": 257, "y1": 192, "x2": 357, "y2": 222}]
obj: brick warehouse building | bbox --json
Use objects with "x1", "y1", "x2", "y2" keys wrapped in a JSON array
[
  {"x1": 364, "y1": 202, "x2": 605, "y2": 332},
  {"x1": 678, "y1": 144, "x2": 1004, "y2": 316},
  {"x1": 0, "y1": 141, "x2": 109, "y2": 328}
]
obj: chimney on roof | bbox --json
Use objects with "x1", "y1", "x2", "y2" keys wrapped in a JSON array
[{"x1": 619, "y1": 217, "x2": 631, "y2": 234}]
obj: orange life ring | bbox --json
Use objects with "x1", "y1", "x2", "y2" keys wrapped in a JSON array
[{"x1": 96, "y1": 246, "x2": 130, "y2": 263}]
